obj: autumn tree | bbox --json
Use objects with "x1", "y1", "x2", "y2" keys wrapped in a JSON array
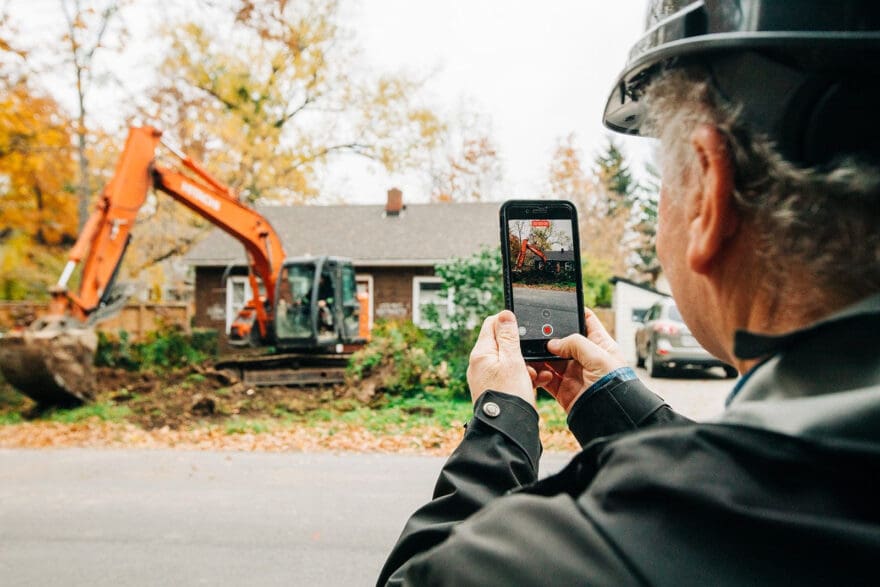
[
  {"x1": 430, "y1": 109, "x2": 502, "y2": 202},
  {"x1": 548, "y1": 134, "x2": 629, "y2": 276},
  {"x1": 0, "y1": 30, "x2": 78, "y2": 299},
  {"x1": 144, "y1": 0, "x2": 442, "y2": 204}
]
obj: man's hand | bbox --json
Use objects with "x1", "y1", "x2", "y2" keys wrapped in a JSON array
[
  {"x1": 467, "y1": 310, "x2": 535, "y2": 407},
  {"x1": 530, "y1": 309, "x2": 626, "y2": 413}
]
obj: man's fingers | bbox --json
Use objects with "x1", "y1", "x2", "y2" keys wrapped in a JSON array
[
  {"x1": 547, "y1": 334, "x2": 602, "y2": 367},
  {"x1": 494, "y1": 310, "x2": 523, "y2": 358},
  {"x1": 533, "y1": 370, "x2": 555, "y2": 390}
]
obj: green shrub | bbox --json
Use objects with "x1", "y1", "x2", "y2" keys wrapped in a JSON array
[
  {"x1": 582, "y1": 258, "x2": 614, "y2": 308},
  {"x1": 348, "y1": 248, "x2": 505, "y2": 401},
  {"x1": 347, "y1": 319, "x2": 446, "y2": 396},
  {"x1": 95, "y1": 325, "x2": 209, "y2": 371},
  {"x1": 422, "y1": 247, "x2": 504, "y2": 399},
  {"x1": 190, "y1": 328, "x2": 219, "y2": 358},
  {"x1": 95, "y1": 330, "x2": 138, "y2": 370}
]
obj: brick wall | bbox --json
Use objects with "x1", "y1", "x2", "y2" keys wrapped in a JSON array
[{"x1": 361, "y1": 265, "x2": 434, "y2": 321}]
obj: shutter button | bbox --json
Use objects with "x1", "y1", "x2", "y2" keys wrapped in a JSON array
[{"x1": 483, "y1": 402, "x2": 501, "y2": 418}]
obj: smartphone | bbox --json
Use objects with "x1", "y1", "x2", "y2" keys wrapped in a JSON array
[{"x1": 500, "y1": 200, "x2": 586, "y2": 361}]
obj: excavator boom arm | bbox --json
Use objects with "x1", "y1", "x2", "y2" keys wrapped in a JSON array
[{"x1": 59, "y1": 126, "x2": 285, "y2": 333}]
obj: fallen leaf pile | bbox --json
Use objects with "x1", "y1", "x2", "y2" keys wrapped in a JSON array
[{"x1": 0, "y1": 420, "x2": 580, "y2": 455}]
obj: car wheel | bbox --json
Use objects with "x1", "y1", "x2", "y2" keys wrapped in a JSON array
[
  {"x1": 646, "y1": 346, "x2": 664, "y2": 378},
  {"x1": 723, "y1": 365, "x2": 739, "y2": 378}
]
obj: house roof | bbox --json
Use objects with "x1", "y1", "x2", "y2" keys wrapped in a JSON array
[
  {"x1": 185, "y1": 202, "x2": 502, "y2": 268},
  {"x1": 545, "y1": 250, "x2": 575, "y2": 262}
]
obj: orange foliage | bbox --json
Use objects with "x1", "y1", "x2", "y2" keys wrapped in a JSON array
[{"x1": 0, "y1": 83, "x2": 77, "y2": 246}]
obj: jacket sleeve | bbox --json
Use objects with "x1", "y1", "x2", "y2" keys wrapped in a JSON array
[
  {"x1": 388, "y1": 491, "x2": 643, "y2": 586},
  {"x1": 567, "y1": 367, "x2": 692, "y2": 447},
  {"x1": 377, "y1": 391, "x2": 542, "y2": 586}
]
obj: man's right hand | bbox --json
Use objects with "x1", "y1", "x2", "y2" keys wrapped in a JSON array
[{"x1": 530, "y1": 309, "x2": 627, "y2": 413}]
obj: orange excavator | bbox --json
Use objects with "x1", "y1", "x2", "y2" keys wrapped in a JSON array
[
  {"x1": 514, "y1": 238, "x2": 576, "y2": 274},
  {"x1": 514, "y1": 239, "x2": 548, "y2": 271},
  {"x1": 0, "y1": 126, "x2": 368, "y2": 407}
]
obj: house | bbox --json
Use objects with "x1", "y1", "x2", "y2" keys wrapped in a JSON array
[
  {"x1": 184, "y1": 189, "x2": 500, "y2": 344},
  {"x1": 610, "y1": 276, "x2": 672, "y2": 365}
]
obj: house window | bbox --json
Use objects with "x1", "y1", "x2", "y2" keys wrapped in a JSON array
[
  {"x1": 356, "y1": 274, "x2": 374, "y2": 330},
  {"x1": 225, "y1": 276, "x2": 252, "y2": 334},
  {"x1": 413, "y1": 277, "x2": 453, "y2": 328}
]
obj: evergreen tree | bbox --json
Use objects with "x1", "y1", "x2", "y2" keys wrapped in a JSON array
[
  {"x1": 631, "y1": 163, "x2": 661, "y2": 287},
  {"x1": 593, "y1": 139, "x2": 638, "y2": 216}
]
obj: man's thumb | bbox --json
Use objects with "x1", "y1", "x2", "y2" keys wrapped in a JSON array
[{"x1": 495, "y1": 310, "x2": 522, "y2": 356}]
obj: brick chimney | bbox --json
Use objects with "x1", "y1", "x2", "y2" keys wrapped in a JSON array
[{"x1": 385, "y1": 187, "x2": 404, "y2": 216}]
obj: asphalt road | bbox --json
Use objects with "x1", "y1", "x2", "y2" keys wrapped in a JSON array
[
  {"x1": 512, "y1": 285, "x2": 580, "y2": 340},
  {"x1": 0, "y1": 372, "x2": 734, "y2": 586},
  {"x1": 0, "y1": 449, "x2": 574, "y2": 587}
]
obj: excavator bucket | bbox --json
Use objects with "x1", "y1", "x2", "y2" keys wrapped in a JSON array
[{"x1": 0, "y1": 317, "x2": 98, "y2": 407}]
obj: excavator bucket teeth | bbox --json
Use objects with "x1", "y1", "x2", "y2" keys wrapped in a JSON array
[{"x1": 0, "y1": 324, "x2": 98, "y2": 407}]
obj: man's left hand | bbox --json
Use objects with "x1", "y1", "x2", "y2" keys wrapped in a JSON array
[{"x1": 466, "y1": 310, "x2": 535, "y2": 408}]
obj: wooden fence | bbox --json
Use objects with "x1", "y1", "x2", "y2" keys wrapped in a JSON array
[{"x1": 0, "y1": 302, "x2": 192, "y2": 341}]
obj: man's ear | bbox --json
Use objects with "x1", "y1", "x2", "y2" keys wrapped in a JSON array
[{"x1": 686, "y1": 124, "x2": 739, "y2": 275}]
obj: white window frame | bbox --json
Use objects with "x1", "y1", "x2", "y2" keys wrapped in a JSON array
[
  {"x1": 412, "y1": 276, "x2": 454, "y2": 328},
  {"x1": 355, "y1": 273, "x2": 374, "y2": 330},
  {"x1": 225, "y1": 276, "x2": 252, "y2": 334}
]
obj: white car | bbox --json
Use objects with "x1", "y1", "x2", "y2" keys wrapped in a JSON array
[{"x1": 635, "y1": 299, "x2": 738, "y2": 378}]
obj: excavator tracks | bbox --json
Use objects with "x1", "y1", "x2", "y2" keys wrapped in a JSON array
[{"x1": 214, "y1": 353, "x2": 351, "y2": 387}]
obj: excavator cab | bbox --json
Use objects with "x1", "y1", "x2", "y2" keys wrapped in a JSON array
[{"x1": 273, "y1": 256, "x2": 366, "y2": 352}]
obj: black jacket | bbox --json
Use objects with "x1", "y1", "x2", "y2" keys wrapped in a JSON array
[{"x1": 378, "y1": 294, "x2": 880, "y2": 586}]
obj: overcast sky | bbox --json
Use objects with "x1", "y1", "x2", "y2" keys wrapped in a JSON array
[
  {"x1": 345, "y1": 1, "x2": 653, "y2": 203},
  {"x1": 7, "y1": 0, "x2": 653, "y2": 205}
]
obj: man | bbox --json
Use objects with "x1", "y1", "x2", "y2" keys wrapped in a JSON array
[{"x1": 378, "y1": 1, "x2": 880, "y2": 585}]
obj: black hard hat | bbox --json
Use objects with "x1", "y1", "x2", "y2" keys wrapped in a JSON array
[{"x1": 603, "y1": 0, "x2": 880, "y2": 166}]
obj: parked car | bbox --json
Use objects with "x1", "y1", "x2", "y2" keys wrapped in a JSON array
[{"x1": 635, "y1": 298, "x2": 738, "y2": 378}]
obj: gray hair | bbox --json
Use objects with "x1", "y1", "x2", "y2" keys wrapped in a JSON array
[{"x1": 643, "y1": 68, "x2": 880, "y2": 306}]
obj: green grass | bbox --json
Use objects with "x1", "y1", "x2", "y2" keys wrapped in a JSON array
[
  {"x1": 536, "y1": 396, "x2": 569, "y2": 429},
  {"x1": 326, "y1": 395, "x2": 473, "y2": 433},
  {"x1": 224, "y1": 418, "x2": 273, "y2": 435},
  {"x1": 45, "y1": 402, "x2": 132, "y2": 424},
  {"x1": 0, "y1": 379, "x2": 34, "y2": 424},
  {"x1": 0, "y1": 412, "x2": 23, "y2": 425},
  {"x1": 294, "y1": 394, "x2": 570, "y2": 434}
]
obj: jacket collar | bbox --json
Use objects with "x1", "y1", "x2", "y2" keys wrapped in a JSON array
[
  {"x1": 721, "y1": 293, "x2": 880, "y2": 444},
  {"x1": 733, "y1": 293, "x2": 880, "y2": 360}
]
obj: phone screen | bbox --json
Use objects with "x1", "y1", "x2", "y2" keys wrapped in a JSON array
[{"x1": 504, "y1": 202, "x2": 583, "y2": 359}]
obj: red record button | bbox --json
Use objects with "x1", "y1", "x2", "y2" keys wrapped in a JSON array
[{"x1": 542, "y1": 324, "x2": 553, "y2": 336}]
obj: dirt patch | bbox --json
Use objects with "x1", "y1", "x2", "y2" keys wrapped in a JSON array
[
  {"x1": 1, "y1": 362, "x2": 582, "y2": 454},
  {"x1": 85, "y1": 363, "x2": 342, "y2": 430}
]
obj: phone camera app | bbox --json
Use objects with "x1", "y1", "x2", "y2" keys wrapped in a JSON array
[{"x1": 508, "y1": 218, "x2": 580, "y2": 341}]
